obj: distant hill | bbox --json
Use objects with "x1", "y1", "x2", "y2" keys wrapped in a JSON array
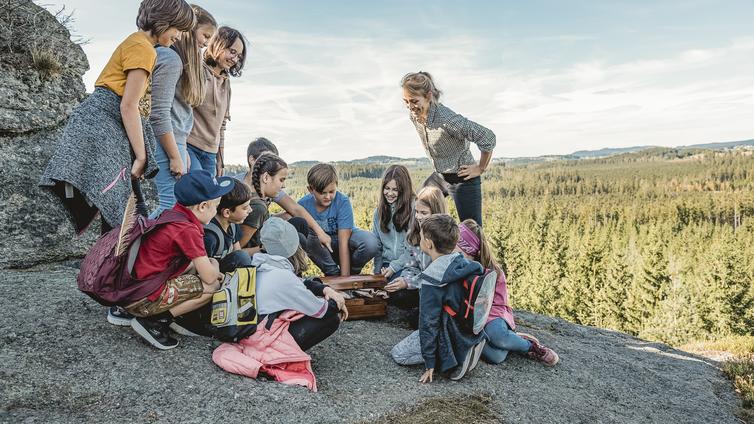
[{"x1": 290, "y1": 138, "x2": 754, "y2": 167}]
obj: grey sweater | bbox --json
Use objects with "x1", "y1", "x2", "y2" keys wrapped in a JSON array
[{"x1": 150, "y1": 47, "x2": 193, "y2": 145}]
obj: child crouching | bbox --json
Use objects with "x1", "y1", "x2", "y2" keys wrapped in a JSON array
[
  {"x1": 391, "y1": 214, "x2": 487, "y2": 383},
  {"x1": 125, "y1": 170, "x2": 231, "y2": 350}
]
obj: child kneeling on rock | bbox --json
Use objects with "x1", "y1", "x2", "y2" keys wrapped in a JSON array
[
  {"x1": 126, "y1": 170, "x2": 230, "y2": 350},
  {"x1": 391, "y1": 214, "x2": 487, "y2": 382},
  {"x1": 456, "y1": 219, "x2": 558, "y2": 366}
]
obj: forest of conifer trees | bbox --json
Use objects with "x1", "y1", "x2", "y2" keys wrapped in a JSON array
[{"x1": 240, "y1": 147, "x2": 754, "y2": 346}]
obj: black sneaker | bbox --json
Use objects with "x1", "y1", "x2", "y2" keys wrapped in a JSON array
[
  {"x1": 131, "y1": 317, "x2": 179, "y2": 350},
  {"x1": 107, "y1": 306, "x2": 134, "y2": 326}
]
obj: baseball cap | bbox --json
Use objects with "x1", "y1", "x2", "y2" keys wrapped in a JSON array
[
  {"x1": 174, "y1": 170, "x2": 235, "y2": 206},
  {"x1": 260, "y1": 217, "x2": 300, "y2": 258}
]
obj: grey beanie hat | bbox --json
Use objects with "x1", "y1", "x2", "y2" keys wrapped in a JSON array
[{"x1": 260, "y1": 217, "x2": 300, "y2": 258}]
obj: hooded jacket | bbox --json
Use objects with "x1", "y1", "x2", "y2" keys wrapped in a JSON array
[{"x1": 418, "y1": 252, "x2": 485, "y2": 372}]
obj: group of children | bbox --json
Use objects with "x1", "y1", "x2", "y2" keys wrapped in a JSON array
[{"x1": 39, "y1": 0, "x2": 558, "y2": 385}]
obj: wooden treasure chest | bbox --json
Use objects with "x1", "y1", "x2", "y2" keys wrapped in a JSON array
[{"x1": 321, "y1": 274, "x2": 387, "y2": 320}]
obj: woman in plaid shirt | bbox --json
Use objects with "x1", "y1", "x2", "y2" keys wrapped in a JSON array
[{"x1": 401, "y1": 72, "x2": 496, "y2": 226}]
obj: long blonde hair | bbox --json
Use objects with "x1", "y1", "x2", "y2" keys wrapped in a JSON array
[
  {"x1": 406, "y1": 186, "x2": 447, "y2": 246},
  {"x1": 288, "y1": 246, "x2": 309, "y2": 277},
  {"x1": 172, "y1": 4, "x2": 216, "y2": 106}
]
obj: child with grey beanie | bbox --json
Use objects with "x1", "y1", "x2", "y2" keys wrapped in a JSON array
[{"x1": 251, "y1": 217, "x2": 349, "y2": 351}]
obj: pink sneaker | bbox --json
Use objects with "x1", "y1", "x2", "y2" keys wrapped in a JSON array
[{"x1": 527, "y1": 340, "x2": 559, "y2": 366}]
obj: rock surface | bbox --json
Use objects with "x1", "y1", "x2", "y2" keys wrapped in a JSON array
[
  {"x1": 0, "y1": 265, "x2": 739, "y2": 423},
  {"x1": 0, "y1": 1, "x2": 93, "y2": 268}
]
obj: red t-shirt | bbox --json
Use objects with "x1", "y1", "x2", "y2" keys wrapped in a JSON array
[{"x1": 133, "y1": 204, "x2": 208, "y2": 300}]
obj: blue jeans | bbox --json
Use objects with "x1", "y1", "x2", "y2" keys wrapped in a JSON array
[
  {"x1": 424, "y1": 173, "x2": 483, "y2": 226},
  {"x1": 448, "y1": 176, "x2": 482, "y2": 226},
  {"x1": 149, "y1": 141, "x2": 188, "y2": 219},
  {"x1": 305, "y1": 228, "x2": 380, "y2": 276},
  {"x1": 482, "y1": 318, "x2": 531, "y2": 364},
  {"x1": 187, "y1": 144, "x2": 217, "y2": 174}
]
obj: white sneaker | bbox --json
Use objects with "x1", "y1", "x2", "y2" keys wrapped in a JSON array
[{"x1": 451, "y1": 340, "x2": 486, "y2": 381}]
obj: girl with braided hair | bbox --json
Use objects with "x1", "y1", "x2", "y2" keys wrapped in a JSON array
[{"x1": 240, "y1": 153, "x2": 312, "y2": 255}]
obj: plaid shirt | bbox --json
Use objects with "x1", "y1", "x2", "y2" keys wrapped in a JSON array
[{"x1": 410, "y1": 103, "x2": 496, "y2": 173}]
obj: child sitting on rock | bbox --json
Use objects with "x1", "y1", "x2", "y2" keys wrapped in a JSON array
[
  {"x1": 298, "y1": 163, "x2": 379, "y2": 276},
  {"x1": 456, "y1": 219, "x2": 558, "y2": 366},
  {"x1": 391, "y1": 214, "x2": 487, "y2": 382},
  {"x1": 125, "y1": 170, "x2": 230, "y2": 350},
  {"x1": 204, "y1": 177, "x2": 254, "y2": 272}
]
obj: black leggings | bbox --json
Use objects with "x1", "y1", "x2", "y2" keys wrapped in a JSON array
[
  {"x1": 101, "y1": 179, "x2": 148, "y2": 234},
  {"x1": 288, "y1": 302, "x2": 341, "y2": 351}
]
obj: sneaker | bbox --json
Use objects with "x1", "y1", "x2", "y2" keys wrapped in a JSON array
[
  {"x1": 131, "y1": 317, "x2": 179, "y2": 350},
  {"x1": 467, "y1": 339, "x2": 487, "y2": 372},
  {"x1": 517, "y1": 332, "x2": 540, "y2": 345},
  {"x1": 451, "y1": 340, "x2": 486, "y2": 380},
  {"x1": 527, "y1": 340, "x2": 559, "y2": 366},
  {"x1": 169, "y1": 321, "x2": 201, "y2": 337},
  {"x1": 107, "y1": 306, "x2": 134, "y2": 326}
]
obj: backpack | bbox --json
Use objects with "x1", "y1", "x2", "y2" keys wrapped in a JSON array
[
  {"x1": 443, "y1": 269, "x2": 498, "y2": 335},
  {"x1": 173, "y1": 267, "x2": 263, "y2": 343},
  {"x1": 204, "y1": 220, "x2": 238, "y2": 259},
  {"x1": 77, "y1": 209, "x2": 191, "y2": 306}
]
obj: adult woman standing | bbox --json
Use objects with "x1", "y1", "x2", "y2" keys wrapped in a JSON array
[
  {"x1": 400, "y1": 71, "x2": 495, "y2": 226},
  {"x1": 186, "y1": 26, "x2": 246, "y2": 177}
]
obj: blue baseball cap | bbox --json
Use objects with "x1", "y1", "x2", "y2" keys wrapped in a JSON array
[{"x1": 174, "y1": 170, "x2": 235, "y2": 206}]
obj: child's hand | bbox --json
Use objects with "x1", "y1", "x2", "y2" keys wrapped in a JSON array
[
  {"x1": 131, "y1": 157, "x2": 146, "y2": 180},
  {"x1": 323, "y1": 287, "x2": 346, "y2": 310},
  {"x1": 419, "y1": 368, "x2": 434, "y2": 383},
  {"x1": 338, "y1": 304, "x2": 349, "y2": 322},
  {"x1": 385, "y1": 277, "x2": 408, "y2": 292},
  {"x1": 169, "y1": 157, "x2": 185, "y2": 178},
  {"x1": 317, "y1": 232, "x2": 333, "y2": 252},
  {"x1": 381, "y1": 267, "x2": 394, "y2": 278}
]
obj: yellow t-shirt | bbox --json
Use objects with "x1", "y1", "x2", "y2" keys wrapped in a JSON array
[{"x1": 94, "y1": 31, "x2": 157, "y2": 97}]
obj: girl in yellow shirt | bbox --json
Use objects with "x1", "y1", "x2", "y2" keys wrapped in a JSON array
[{"x1": 40, "y1": 0, "x2": 195, "y2": 234}]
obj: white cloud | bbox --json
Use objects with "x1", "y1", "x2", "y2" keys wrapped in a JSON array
[{"x1": 48, "y1": 0, "x2": 754, "y2": 164}]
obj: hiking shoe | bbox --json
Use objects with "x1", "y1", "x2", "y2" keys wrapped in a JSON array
[
  {"x1": 451, "y1": 340, "x2": 486, "y2": 380},
  {"x1": 131, "y1": 317, "x2": 179, "y2": 350},
  {"x1": 527, "y1": 340, "x2": 559, "y2": 366},
  {"x1": 468, "y1": 339, "x2": 487, "y2": 372},
  {"x1": 517, "y1": 332, "x2": 540, "y2": 345},
  {"x1": 107, "y1": 306, "x2": 134, "y2": 326},
  {"x1": 169, "y1": 321, "x2": 201, "y2": 337}
]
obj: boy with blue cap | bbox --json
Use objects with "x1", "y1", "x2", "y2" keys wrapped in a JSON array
[{"x1": 126, "y1": 170, "x2": 235, "y2": 350}]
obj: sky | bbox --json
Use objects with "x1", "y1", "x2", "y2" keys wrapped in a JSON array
[{"x1": 44, "y1": 0, "x2": 754, "y2": 165}]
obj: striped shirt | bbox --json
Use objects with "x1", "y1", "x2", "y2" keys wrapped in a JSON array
[{"x1": 410, "y1": 103, "x2": 496, "y2": 173}]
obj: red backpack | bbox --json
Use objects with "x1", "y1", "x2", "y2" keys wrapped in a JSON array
[{"x1": 77, "y1": 209, "x2": 191, "y2": 306}]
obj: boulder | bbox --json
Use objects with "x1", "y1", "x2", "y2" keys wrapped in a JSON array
[{"x1": 0, "y1": 0, "x2": 93, "y2": 268}]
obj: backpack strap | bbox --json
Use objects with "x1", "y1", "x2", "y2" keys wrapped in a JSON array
[
  {"x1": 443, "y1": 304, "x2": 457, "y2": 317},
  {"x1": 205, "y1": 220, "x2": 228, "y2": 259},
  {"x1": 126, "y1": 211, "x2": 191, "y2": 275}
]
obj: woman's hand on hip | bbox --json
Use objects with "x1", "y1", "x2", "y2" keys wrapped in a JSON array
[{"x1": 458, "y1": 164, "x2": 483, "y2": 180}]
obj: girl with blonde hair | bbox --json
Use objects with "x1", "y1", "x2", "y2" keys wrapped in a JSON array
[{"x1": 149, "y1": 4, "x2": 218, "y2": 218}]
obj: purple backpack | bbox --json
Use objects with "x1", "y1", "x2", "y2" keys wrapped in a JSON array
[{"x1": 77, "y1": 209, "x2": 190, "y2": 306}]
